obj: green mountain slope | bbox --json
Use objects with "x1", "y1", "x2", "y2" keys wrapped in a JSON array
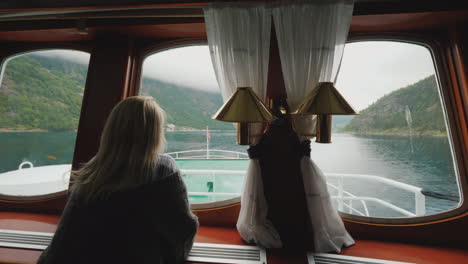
[
  {"x1": 342, "y1": 75, "x2": 447, "y2": 135},
  {"x1": 332, "y1": 115, "x2": 354, "y2": 132},
  {"x1": 140, "y1": 79, "x2": 231, "y2": 130},
  {"x1": 0, "y1": 54, "x2": 230, "y2": 131},
  {"x1": 0, "y1": 55, "x2": 87, "y2": 130}
]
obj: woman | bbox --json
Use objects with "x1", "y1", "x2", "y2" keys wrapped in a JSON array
[{"x1": 38, "y1": 96, "x2": 199, "y2": 264}]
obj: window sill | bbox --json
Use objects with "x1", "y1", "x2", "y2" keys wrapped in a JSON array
[{"x1": 0, "y1": 212, "x2": 467, "y2": 264}]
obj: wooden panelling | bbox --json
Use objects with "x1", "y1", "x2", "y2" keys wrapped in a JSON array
[
  {"x1": 72, "y1": 33, "x2": 134, "y2": 168},
  {"x1": 350, "y1": 10, "x2": 468, "y2": 32},
  {"x1": 193, "y1": 204, "x2": 240, "y2": 227},
  {"x1": 1, "y1": 11, "x2": 467, "y2": 42},
  {"x1": 0, "y1": 212, "x2": 59, "y2": 232},
  {"x1": 1, "y1": 1, "x2": 468, "y2": 15},
  {"x1": 0, "y1": 196, "x2": 66, "y2": 215},
  {"x1": 343, "y1": 213, "x2": 468, "y2": 249}
]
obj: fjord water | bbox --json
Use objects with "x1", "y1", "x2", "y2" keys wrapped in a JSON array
[
  {"x1": 310, "y1": 133, "x2": 459, "y2": 217},
  {"x1": 0, "y1": 131, "x2": 459, "y2": 217}
]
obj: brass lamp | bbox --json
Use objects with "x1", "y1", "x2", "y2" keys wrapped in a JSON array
[
  {"x1": 213, "y1": 87, "x2": 275, "y2": 145},
  {"x1": 294, "y1": 82, "x2": 357, "y2": 143}
]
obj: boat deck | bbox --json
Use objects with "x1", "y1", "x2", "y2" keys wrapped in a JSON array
[
  {"x1": 0, "y1": 159, "x2": 434, "y2": 217},
  {"x1": 0, "y1": 212, "x2": 466, "y2": 264}
]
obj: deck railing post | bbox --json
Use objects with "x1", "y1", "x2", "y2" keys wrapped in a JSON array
[
  {"x1": 338, "y1": 176, "x2": 344, "y2": 211},
  {"x1": 206, "y1": 128, "x2": 210, "y2": 159},
  {"x1": 415, "y1": 191, "x2": 426, "y2": 216},
  {"x1": 212, "y1": 171, "x2": 216, "y2": 193}
]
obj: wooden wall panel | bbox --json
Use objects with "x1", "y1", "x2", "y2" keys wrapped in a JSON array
[{"x1": 72, "y1": 33, "x2": 134, "y2": 168}]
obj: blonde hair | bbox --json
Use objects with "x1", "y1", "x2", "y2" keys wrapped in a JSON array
[{"x1": 72, "y1": 96, "x2": 166, "y2": 201}]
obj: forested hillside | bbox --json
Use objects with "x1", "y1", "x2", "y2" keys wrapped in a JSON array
[
  {"x1": 140, "y1": 79, "x2": 231, "y2": 130},
  {"x1": 0, "y1": 55, "x2": 87, "y2": 130},
  {"x1": 342, "y1": 75, "x2": 447, "y2": 135},
  {"x1": 0, "y1": 54, "x2": 230, "y2": 131}
]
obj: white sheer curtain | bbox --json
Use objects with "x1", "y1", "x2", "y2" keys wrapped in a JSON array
[
  {"x1": 272, "y1": 0, "x2": 355, "y2": 253},
  {"x1": 204, "y1": 3, "x2": 282, "y2": 248}
]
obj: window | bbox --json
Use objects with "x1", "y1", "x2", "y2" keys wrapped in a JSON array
[
  {"x1": 317, "y1": 41, "x2": 460, "y2": 218},
  {"x1": 140, "y1": 45, "x2": 248, "y2": 206},
  {"x1": 140, "y1": 42, "x2": 461, "y2": 216},
  {"x1": 0, "y1": 49, "x2": 90, "y2": 199}
]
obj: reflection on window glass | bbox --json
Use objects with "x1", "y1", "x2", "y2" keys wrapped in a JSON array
[
  {"x1": 317, "y1": 41, "x2": 460, "y2": 218},
  {"x1": 0, "y1": 50, "x2": 90, "y2": 197},
  {"x1": 141, "y1": 46, "x2": 248, "y2": 205}
]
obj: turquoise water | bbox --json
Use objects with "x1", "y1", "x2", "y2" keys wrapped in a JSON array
[
  {"x1": 0, "y1": 132, "x2": 77, "y2": 173},
  {"x1": 177, "y1": 159, "x2": 248, "y2": 204},
  {"x1": 0, "y1": 131, "x2": 460, "y2": 217},
  {"x1": 177, "y1": 159, "x2": 248, "y2": 171},
  {"x1": 166, "y1": 131, "x2": 249, "y2": 203}
]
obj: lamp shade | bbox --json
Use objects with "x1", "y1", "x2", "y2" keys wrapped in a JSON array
[
  {"x1": 294, "y1": 82, "x2": 357, "y2": 115},
  {"x1": 213, "y1": 87, "x2": 275, "y2": 122}
]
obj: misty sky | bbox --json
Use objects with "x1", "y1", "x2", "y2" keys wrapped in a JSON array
[
  {"x1": 336, "y1": 41, "x2": 436, "y2": 111},
  {"x1": 143, "y1": 41, "x2": 436, "y2": 111},
  {"x1": 34, "y1": 41, "x2": 437, "y2": 112},
  {"x1": 35, "y1": 49, "x2": 90, "y2": 65}
]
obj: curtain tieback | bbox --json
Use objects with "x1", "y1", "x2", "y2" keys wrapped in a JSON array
[
  {"x1": 247, "y1": 139, "x2": 311, "y2": 159},
  {"x1": 298, "y1": 139, "x2": 311, "y2": 157},
  {"x1": 247, "y1": 142, "x2": 265, "y2": 159}
]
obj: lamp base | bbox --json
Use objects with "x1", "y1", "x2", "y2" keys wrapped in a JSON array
[
  {"x1": 316, "y1": 114, "x2": 332, "y2": 143},
  {"x1": 237, "y1": 123, "x2": 250, "y2": 145}
]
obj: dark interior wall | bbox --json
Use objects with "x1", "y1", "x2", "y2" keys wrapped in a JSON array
[
  {"x1": 2, "y1": 0, "x2": 468, "y2": 15},
  {"x1": 455, "y1": 22, "x2": 468, "y2": 123},
  {"x1": 72, "y1": 34, "x2": 134, "y2": 168}
]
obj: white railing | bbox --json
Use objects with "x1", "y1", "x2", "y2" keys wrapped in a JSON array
[
  {"x1": 326, "y1": 173, "x2": 425, "y2": 216},
  {"x1": 326, "y1": 181, "x2": 370, "y2": 216},
  {"x1": 182, "y1": 170, "x2": 426, "y2": 217},
  {"x1": 166, "y1": 149, "x2": 248, "y2": 159}
]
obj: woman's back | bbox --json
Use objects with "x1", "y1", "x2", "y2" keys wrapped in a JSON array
[
  {"x1": 38, "y1": 154, "x2": 198, "y2": 264},
  {"x1": 37, "y1": 96, "x2": 199, "y2": 264}
]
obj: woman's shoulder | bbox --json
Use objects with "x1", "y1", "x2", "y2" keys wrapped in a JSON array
[
  {"x1": 156, "y1": 153, "x2": 177, "y2": 169},
  {"x1": 152, "y1": 154, "x2": 179, "y2": 180},
  {"x1": 157, "y1": 153, "x2": 176, "y2": 162}
]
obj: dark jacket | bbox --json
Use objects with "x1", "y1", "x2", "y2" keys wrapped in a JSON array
[{"x1": 37, "y1": 155, "x2": 199, "y2": 264}]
